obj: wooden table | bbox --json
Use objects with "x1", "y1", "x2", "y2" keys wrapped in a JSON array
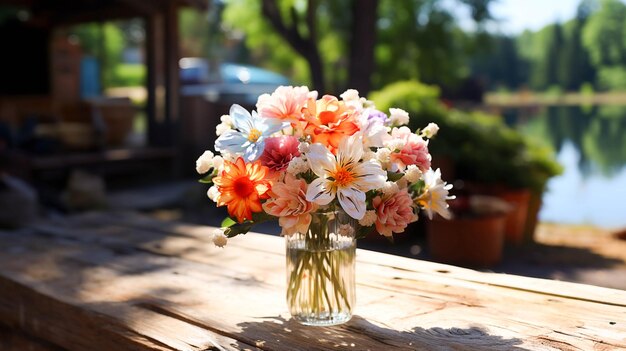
[{"x1": 0, "y1": 212, "x2": 624, "y2": 350}]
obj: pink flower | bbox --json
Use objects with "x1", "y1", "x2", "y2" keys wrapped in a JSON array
[
  {"x1": 259, "y1": 136, "x2": 301, "y2": 173},
  {"x1": 256, "y1": 86, "x2": 313, "y2": 123},
  {"x1": 372, "y1": 189, "x2": 418, "y2": 237},
  {"x1": 389, "y1": 127, "x2": 431, "y2": 172},
  {"x1": 262, "y1": 175, "x2": 318, "y2": 235}
]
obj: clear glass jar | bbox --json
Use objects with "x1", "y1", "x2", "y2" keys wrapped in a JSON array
[{"x1": 285, "y1": 209, "x2": 357, "y2": 326}]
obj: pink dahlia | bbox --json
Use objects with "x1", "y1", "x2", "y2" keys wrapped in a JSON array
[
  {"x1": 372, "y1": 189, "x2": 418, "y2": 237},
  {"x1": 389, "y1": 127, "x2": 431, "y2": 172},
  {"x1": 259, "y1": 136, "x2": 301, "y2": 173},
  {"x1": 256, "y1": 86, "x2": 313, "y2": 123},
  {"x1": 262, "y1": 175, "x2": 317, "y2": 236}
]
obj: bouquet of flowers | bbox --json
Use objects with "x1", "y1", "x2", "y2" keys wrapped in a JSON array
[{"x1": 196, "y1": 86, "x2": 453, "y2": 325}]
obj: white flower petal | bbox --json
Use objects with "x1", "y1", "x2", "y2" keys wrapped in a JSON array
[
  {"x1": 244, "y1": 140, "x2": 265, "y2": 161},
  {"x1": 338, "y1": 187, "x2": 366, "y2": 219},
  {"x1": 255, "y1": 112, "x2": 286, "y2": 135},
  {"x1": 215, "y1": 130, "x2": 247, "y2": 153},
  {"x1": 230, "y1": 104, "x2": 253, "y2": 133},
  {"x1": 307, "y1": 143, "x2": 336, "y2": 178},
  {"x1": 305, "y1": 177, "x2": 335, "y2": 205},
  {"x1": 352, "y1": 160, "x2": 387, "y2": 191},
  {"x1": 338, "y1": 134, "x2": 363, "y2": 165}
]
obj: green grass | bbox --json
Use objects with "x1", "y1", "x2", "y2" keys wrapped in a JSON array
[{"x1": 109, "y1": 63, "x2": 146, "y2": 88}]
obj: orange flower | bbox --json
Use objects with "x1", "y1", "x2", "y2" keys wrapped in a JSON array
[
  {"x1": 303, "y1": 95, "x2": 359, "y2": 153},
  {"x1": 212, "y1": 157, "x2": 272, "y2": 223}
]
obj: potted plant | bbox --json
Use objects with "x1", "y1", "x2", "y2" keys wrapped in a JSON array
[
  {"x1": 370, "y1": 81, "x2": 562, "y2": 244},
  {"x1": 427, "y1": 194, "x2": 510, "y2": 268}
]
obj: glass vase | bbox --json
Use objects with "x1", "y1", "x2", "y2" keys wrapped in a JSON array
[{"x1": 285, "y1": 209, "x2": 357, "y2": 326}]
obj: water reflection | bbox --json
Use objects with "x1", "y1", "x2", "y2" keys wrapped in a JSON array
[{"x1": 503, "y1": 105, "x2": 626, "y2": 229}]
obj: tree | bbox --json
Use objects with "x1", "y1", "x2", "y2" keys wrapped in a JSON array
[
  {"x1": 560, "y1": 5, "x2": 595, "y2": 90},
  {"x1": 582, "y1": 0, "x2": 626, "y2": 67},
  {"x1": 223, "y1": 0, "x2": 494, "y2": 95},
  {"x1": 530, "y1": 23, "x2": 565, "y2": 90}
]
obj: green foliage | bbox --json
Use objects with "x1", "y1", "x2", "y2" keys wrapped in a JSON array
[
  {"x1": 70, "y1": 22, "x2": 128, "y2": 89},
  {"x1": 179, "y1": 7, "x2": 211, "y2": 57},
  {"x1": 480, "y1": 0, "x2": 603, "y2": 92},
  {"x1": 222, "y1": 0, "x2": 314, "y2": 85},
  {"x1": 370, "y1": 81, "x2": 562, "y2": 191},
  {"x1": 100, "y1": 23, "x2": 125, "y2": 88},
  {"x1": 110, "y1": 63, "x2": 145, "y2": 87},
  {"x1": 368, "y1": 80, "x2": 446, "y2": 125},
  {"x1": 222, "y1": 0, "x2": 494, "y2": 92},
  {"x1": 580, "y1": 82, "x2": 595, "y2": 96},
  {"x1": 597, "y1": 66, "x2": 626, "y2": 91},
  {"x1": 544, "y1": 85, "x2": 564, "y2": 98},
  {"x1": 582, "y1": 0, "x2": 626, "y2": 67}
]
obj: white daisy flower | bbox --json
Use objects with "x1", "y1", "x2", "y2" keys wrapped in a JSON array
[
  {"x1": 416, "y1": 168, "x2": 455, "y2": 220},
  {"x1": 305, "y1": 134, "x2": 387, "y2": 219}
]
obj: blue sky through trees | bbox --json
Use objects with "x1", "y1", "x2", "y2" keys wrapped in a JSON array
[{"x1": 448, "y1": 0, "x2": 626, "y2": 34}]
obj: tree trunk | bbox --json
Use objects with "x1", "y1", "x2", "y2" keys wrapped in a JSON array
[
  {"x1": 307, "y1": 47, "x2": 325, "y2": 93},
  {"x1": 347, "y1": 0, "x2": 378, "y2": 95},
  {"x1": 261, "y1": 0, "x2": 326, "y2": 92}
]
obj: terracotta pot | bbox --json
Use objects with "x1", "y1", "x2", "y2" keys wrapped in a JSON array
[
  {"x1": 499, "y1": 189, "x2": 530, "y2": 245},
  {"x1": 523, "y1": 190, "x2": 543, "y2": 243},
  {"x1": 462, "y1": 182, "x2": 531, "y2": 246},
  {"x1": 427, "y1": 214, "x2": 506, "y2": 268}
]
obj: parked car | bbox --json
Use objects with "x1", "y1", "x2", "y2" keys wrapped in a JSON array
[{"x1": 179, "y1": 57, "x2": 290, "y2": 105}]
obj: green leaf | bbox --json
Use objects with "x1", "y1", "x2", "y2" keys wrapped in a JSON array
[
  {"x1": 387, "y1": 171, "x2": 404, "y2": 182},
  {"x1": 223, "y1": 222, "x2": 254, "y2": 237},
  {"x1": 198, "y1": 173, "x2": 215, "y2": 184},
  {"x1": 221, "y1": 217, "x2": 237, "y2": 228}
]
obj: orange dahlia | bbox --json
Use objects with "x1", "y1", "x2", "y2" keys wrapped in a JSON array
[
  {"x1": 303, "y1": 95, "x2": 360, "y2": 153},
  {"x1": 212, "y1": 157, "x2": 272, "y2": 223}
]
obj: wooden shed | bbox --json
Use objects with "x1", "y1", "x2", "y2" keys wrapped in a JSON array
[{"x1": 0, "y1": 0, "x2": 207, "y2": 186}]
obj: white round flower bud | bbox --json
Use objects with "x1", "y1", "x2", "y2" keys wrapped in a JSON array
[
  {"x1": 384, "y1": 138, "x2": 405, "y2": 152},
  {"x1": 216, "y1": 122, "x2": 231, "y2": 136},
  {"x1": 286, "y1": 156, "x2": 309, "y2": 175},
  {"x1": 376, "y1": 148, "x2": 391, "y2": 162},
  {"x1": 220, "y1": 114, "x2": 233, "y2": 126},
  {"x1": 212, "y1": 155, "x2": 224, "y2": 171},
  {"x1": 404, "y1": 165, "x2": 422, "y2": 183},
  {"x1": 382, "y1": 181, "x2": 400, "y2": 197},
  {"x1": 195, "y1": 150, "x2": 214, "y2": 174},
  {"x1": 340, "y1": 89, "x2": 360, "y2": 102},
  {"x1": 298, "y1": 142, "x2": 310, "y2": 154},
  {"x1": 358, "y1": 210, "x2": 377, "y2": 226},
  {"x1": 212, "y1": 229, "x2": 228, "y2": 248},
  {"x1": 422, "y1": 123, "x2": 439, "y2": 138},
  {"x1": 362, "y1": 150, "x2": 376, "y2": 161},
  {"x1": 207, "y1": 186, "x2": 220, "y2": 202},
  {"x1": 389, "y1": 108, "x2": 410, "y2": 126}
]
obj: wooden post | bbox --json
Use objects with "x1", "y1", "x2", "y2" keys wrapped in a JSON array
[{"x1": 145, "y1": 1, "x2": 180, "y2": 147}]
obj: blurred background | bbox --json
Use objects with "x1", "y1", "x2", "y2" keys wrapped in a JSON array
[{"x1": 0, "y1": 0, "x2": 625, "y2": 288}]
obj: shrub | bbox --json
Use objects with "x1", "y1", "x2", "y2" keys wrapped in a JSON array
[{"x1": 369, "y1": 80, "x2": 562, "y2": 192}]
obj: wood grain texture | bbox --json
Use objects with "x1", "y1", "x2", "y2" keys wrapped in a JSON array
[{"x1": 0, "y1": 211, "x2": 624, "y2": 351}]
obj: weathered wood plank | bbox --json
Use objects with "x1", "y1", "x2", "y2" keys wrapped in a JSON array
[
  {"x1": 1, "y1": 213, "x2": 625, "y2": 350},
  {"x1": 0, "y1": 324, "x2": 64, "y2": 351},
  {"x1": 0, "y1": 231, "x2": 258, "y2": 351},
  {"x1": 62, "y1": 211, "x2": 626, "y2": 307}
]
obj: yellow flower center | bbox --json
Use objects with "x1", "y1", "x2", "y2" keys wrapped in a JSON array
[
  {"x1": 331, "y1": 166, "x2": 355, "y2": 187},
  {"x1": 248, "y1": 128, "x2": 262, "y2": 142}
]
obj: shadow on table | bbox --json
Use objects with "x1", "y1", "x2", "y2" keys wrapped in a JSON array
[
  {"x1": 494, "y1": 242, "x2": 625, "y2": 283},
  {"x1": 232, "y1": 315, "x2": 527, "y2": 350}
]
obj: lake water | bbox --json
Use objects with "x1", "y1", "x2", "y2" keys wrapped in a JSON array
[{"x1": 502, "y1": 105, "x2": 626, "y2": 229}]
